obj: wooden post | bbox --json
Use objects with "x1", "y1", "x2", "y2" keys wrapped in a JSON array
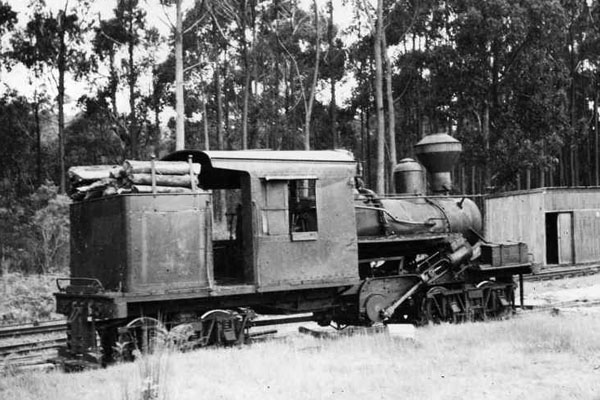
[
  {"x1": 188, "y1": 155, "x2": 197, "y2": 191},
  {"x1": 151, "y1": 155, "x2": 157, "y2": 195}
]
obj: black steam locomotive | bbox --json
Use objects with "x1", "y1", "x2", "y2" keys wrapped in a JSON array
[{"x1": 54, "y1": 133, "x2": 530, "y2": 368}]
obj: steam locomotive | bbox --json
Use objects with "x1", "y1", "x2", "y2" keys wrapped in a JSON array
[{"x1": 54, "y1": 133, "x2": 530, "y2": 368}]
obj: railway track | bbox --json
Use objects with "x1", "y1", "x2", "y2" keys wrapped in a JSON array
[
  {"x1": 0, "y1": 319, "x2": 67, "y2": 339},
  {"x1": 524, "y1": 264, "x2": 600, "y2": 281},
  {"x1": 3, "y1": 299, "x2": 600, "y2": 372},
  {"x1": 0, "y1": 337, "x2": 66, "y2": 358},
  {"x1": 2, "y1": 265, "x2": 600, "y2": 372},
  {"x1": 0, "y1": 313, "x2": 314, "y2": 371}
]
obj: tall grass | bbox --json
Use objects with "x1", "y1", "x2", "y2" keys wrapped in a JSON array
[
  {"x1": 121, "y1": 349, "x2": 172, "y2": 400},
  {"x1": 120, "y1": 326, "x2": 175, "y2": 400},
  {"x1": 2, "y1": 312, "x2": 600, "y2": 399}
]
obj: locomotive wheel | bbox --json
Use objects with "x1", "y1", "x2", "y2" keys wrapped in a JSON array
[
  {"x1": 364, "y1": 294, "x2": 387, "y2": 323},
  {"x1": 198, "y1": 309, "x2": 244, "y2": 346},
  {"x1": 477, "y1": 281, "x2": 511, "y2": 319},
  {"x1": 421, "y1": 287, "x2": 449, "y2": 324},
  {"x1": 116, "y1": 317, "x2": 168, "y2": 360},
  {"x1": 168, "y1": 323, "x2": 197, "y2": 351}
]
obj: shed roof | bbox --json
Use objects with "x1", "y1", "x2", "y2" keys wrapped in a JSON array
[{"x1": 486, "y1": 186, "x2": 600, "y2": 200}]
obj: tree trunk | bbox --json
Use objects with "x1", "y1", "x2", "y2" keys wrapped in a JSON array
[
  {"x1": 569, "y1": 24, "x2": 576, "y2": 187},
  {"x1": 482, "y1": 101, "x2": 490, "y2": 190},
  {"x1": 128, "y1": 3, "x2": 138, "y2": 160},
  {"x1": 285, "y1": 60, "x2": 291, "y2": 148},
  {"x1": 539, "y1": 143, "x2": 546, "y2": 188},
  {"x1": 374, "y1": 0, "x2": 385, "y2": 194},
  {"x1": 304, "y1": 0, "x2": 320, "y2": 151},
  {"x1": 202, "y1": 99, "x2": 210, "y2": 151},
  {"x1": 366, "y1": 105, "x2": 372, "y2": 188},
  {"x1": 328, "y1": 0, "x2": 337, "y2": 149},
  {"x1": 242, "y1": 63, "x2": 250, "y2": 150},
  {"x1": 215, "y1": 65, "x2": 224, "y2": 150},
  {"x1": 175, "y1": 0, "x2": 185, "y2": 150},
  {"x1": 129, "y1": 174, "x2": 195, "y2": 188},
  {"x1": 34, "y1": 93, "x2": 41, "y2": 186},
  {"x1": 58, "y1": 19, "x2": 66, "y2": 193},
  {"x1": 123, "y1": 160, "x2": 200, "y2": 175},
  {"x1": 109, "y1": 51, "x2": 118, "y2": 115},
  {"x1": 382, "y1": 31, "x2": 397, "y2": 191},
  {"x1": 241, "y1": 0, "x2": 250, "y2": 150},
  {"x1": 154, "y1": 98, "x2": 161, "y2": 154},
  {"x1": 360, "y1": 105, "x2": 365, "y2": 167},
  {"x1": 595, "y1": 89, "x2": 599, "y2": 186},
  {"x1": 471, "y1": 165, "x2": 476, "y2": 194}
]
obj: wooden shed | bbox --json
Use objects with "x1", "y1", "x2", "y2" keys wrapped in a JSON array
[{"x1": 485, "y1": 187, "x2": 600, "y2": 268}]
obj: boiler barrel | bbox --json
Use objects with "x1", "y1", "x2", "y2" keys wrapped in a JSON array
[{"x1": 355, "y1": 196, "x2": 482, "y2": 241}]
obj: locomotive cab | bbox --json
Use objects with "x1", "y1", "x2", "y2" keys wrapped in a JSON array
[{"x1": 163, "y1": 150, "x2": 361, "y2": 293}]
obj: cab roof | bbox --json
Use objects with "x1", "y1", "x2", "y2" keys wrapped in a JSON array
[
  {"x1": 162, "y1": 150, "x2": 357, "y2": 189},
  {"x1": 163, "y1": 149, "x2": 354, "y2": 166}
]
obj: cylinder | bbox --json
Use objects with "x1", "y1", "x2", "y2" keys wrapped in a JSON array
[{"x1": 393, "y1": 158, "x2": 425, "y2": 195}]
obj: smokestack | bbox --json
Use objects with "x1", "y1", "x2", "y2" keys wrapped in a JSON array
[{"x1": 414, "y1": 133, "x2": 462, "y2": 194}]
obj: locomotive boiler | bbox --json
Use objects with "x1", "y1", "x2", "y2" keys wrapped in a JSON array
[{"x1": 54, "y1": 133, "x2": 530, "y2": 368}]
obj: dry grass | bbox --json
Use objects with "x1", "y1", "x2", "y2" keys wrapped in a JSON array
[
  {"x1": 120, "y1": 349, "x2": 172, "y2": 400},
  {"x1": 2, "y1": 311, "x2": 600, "y2": 400},
  {"x1": 527, "y1": 273, "x2": 600, "y2": 295}
]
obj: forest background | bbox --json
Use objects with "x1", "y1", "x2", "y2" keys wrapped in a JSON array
[{"x1": 0, "y1": 0, "x2": 599, "y2": 277}]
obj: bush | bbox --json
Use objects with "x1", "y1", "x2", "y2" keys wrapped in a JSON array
[
  {"x1": 0, "y1": 272, "x2": 59, "y2": 325},
  {"x1": 0, "y1": 181, "x2": 70, "y2": 275},
  {"x1": 29, "y1": 183, "x2": 70, "y2": 274}
]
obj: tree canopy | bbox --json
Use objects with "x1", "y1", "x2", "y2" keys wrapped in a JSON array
[{"x1": 1, "y1": 0, "x2": 600, "y2": 195}]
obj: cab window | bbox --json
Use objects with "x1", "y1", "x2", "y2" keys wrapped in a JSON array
[{"x1": 289, "y1": 179, "x2": 318, "y2": 239}]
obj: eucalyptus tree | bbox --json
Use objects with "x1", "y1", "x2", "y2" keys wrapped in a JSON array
[
  {"x1": 583, "y1": 0, "x2": 600, "y2": 185},
  {"x1": 92, "y1": 17, "x2": 127, "y2": 116},
  {"x1": 114, "y1": 0, "x2": 147, "y2": 159},
  {"x1": 92, "y1": 0, "x2": 161, "y2": 159},
  {"x1": 11, "y1": 0, "x2": 92, "y2": 193},
  {"x1": 0, "y1": 92, "x2": 37, "y2": 193},
  {"x1": 421, "y1": 0, "x2": 569, "y2": 191},
  {"x1": 270, "y1": 0, "x2": 327, "y2": 149},
  {"x1": 0, "y1": 1, "x2": 16, "y2": 51},
  {"x1": 156, "y1": 0, "x2": 186, "y2": 151}
]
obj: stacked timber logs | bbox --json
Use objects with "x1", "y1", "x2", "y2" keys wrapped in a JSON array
[{"x1": 68, "y1": 159, "x2": 202, "y2": 201}]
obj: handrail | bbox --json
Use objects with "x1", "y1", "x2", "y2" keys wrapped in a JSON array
[
  {"x1": 355, "y1": 205, "x2": 436, "y2": 227},
  {"x1": 56, "y1": 278, "x2": 104, "y2": 293}
]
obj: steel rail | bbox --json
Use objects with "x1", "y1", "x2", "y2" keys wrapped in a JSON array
[
  {"x1": 0, "y1": 321, "x2": 67, "y2": 339},
  {"x1": 0, "y1": 313, "x2": 313, "y2": 342},
  {"x1": 0, "y1": 338, "x2": 66, "y2": 357},
  {"x1": 524, "y1": 265, "x2": 600, "y2": 282}
]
